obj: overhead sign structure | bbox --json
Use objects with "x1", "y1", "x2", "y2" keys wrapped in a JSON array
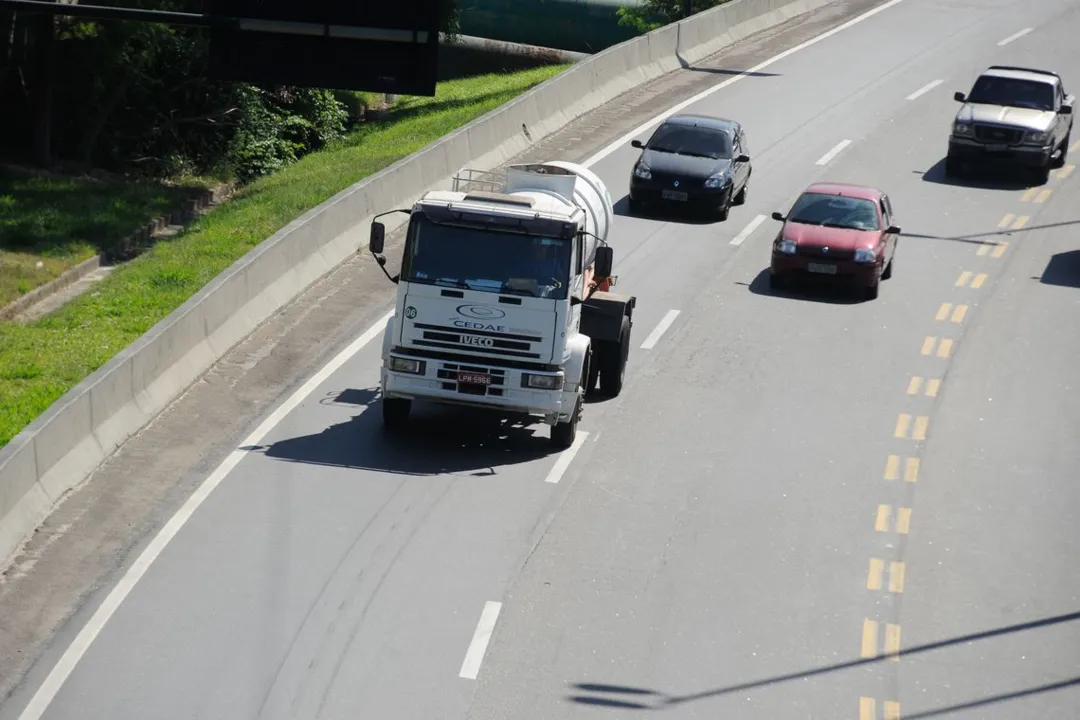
[{"x1": 206, "y1": 0, "x2": 443, "y2": 96}]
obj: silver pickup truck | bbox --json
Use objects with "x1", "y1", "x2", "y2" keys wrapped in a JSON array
[{"x1": 946, "y1": 65, "x2": 1074, "y2": 184}]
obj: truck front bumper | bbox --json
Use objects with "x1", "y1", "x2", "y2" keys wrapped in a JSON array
[{"x1": 381, "y1": 352, "x2": 577, "y2": 425}]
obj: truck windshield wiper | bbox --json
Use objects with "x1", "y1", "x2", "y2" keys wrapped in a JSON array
[
  {"x1": 433, "y1": 277, "x2": 468, "y2": 288},
  {"x1": 498, "y1": 285, "x2": 536, "y2": 297}
]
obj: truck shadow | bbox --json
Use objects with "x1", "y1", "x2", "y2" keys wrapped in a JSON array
[
  {"x1": 920, "y1": 158, "x2": 1043, "y2": 190},
  {"x1": 242, "y1": 387, "x2": 554, "y2": 476}
]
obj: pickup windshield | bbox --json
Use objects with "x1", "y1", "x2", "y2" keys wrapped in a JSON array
[
  {"x1": 787, "y1": 192, "x2": 881, "y2": 231},
  {"x1": 403, "y1": 215, "x2": 572, "y2": 299},
  {"x1": 967, "y1": 76, "x2": 1056, "y2": 111}
]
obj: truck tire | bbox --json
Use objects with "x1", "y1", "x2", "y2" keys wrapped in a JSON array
[
  {"x1": 382, "y1": 397, "x2": 411, "y2": 429},
  {"x1": 598, "y1": 315, "x2": 631, "y2": 397},
  {"x1": 550, "y1": 394, "x2": 581, "y2": 449}
]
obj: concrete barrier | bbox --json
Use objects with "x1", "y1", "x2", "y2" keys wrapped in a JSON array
[{"x1": 0, "y1": 0, "x2": 848, "y2": 566}]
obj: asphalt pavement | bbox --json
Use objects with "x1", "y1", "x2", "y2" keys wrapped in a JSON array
[{"x1": 3, "y1": 0, "x2": 1080, "y2": 717}]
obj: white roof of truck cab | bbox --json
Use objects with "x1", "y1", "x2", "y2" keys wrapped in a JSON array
[{"x1": 419, "y1": 189, "x2": 580, "y2": 222}]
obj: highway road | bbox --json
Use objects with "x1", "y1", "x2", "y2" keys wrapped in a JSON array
[{"x1": 3, "y1": 0, "x2": 1080, "y2": 717}]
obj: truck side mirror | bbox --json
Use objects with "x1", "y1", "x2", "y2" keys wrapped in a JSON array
[
  {"x1": 771, "y1": 211, "x2": 785, "y2": 222},
  {"x1": 953, "y1": 91, "x2": 966, "y2": 102},
  {"x1": 631, "y1": 139, "x2": 644, "y2": 149},
  {"x1": 370, "y1": 221, "x2": 385, "y2": 254},
  {"x1": 595, "y1": 245, "x2": 614, "y2": 278}
]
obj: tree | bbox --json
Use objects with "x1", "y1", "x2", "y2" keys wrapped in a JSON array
[{"x1": 616, "y1": 0, "x2": 729, "y2": 34}]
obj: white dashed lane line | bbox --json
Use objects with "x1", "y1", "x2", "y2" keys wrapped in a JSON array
[
  {"x1": 731, "y1": 214, "x2": 768, "y2": 246},
  {"x1": 816, "y1": 139, "x2": 852, "y2": 166},
  {"x1": 997, "y1": 28, "x2": 1032, "y2": 46},
  {"x1": 906, "y1": 79, "x2": 943, "y2": 101},
  {"x1": 459, "y1": 601, "x2": 503, "y2": 680},
  {"x1": 640, "y1": 310, "x2": 681, "y2": 350},
  {"x1": 544, "y1": 431, "x2": 591, "y2": 484}
]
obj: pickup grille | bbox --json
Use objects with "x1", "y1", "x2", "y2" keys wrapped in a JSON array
[{"x1": 972, "y1": 124, "x2": 1025, "y2": 144}]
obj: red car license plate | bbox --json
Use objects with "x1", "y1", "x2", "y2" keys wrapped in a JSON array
[{"x1": 458, "y1": 372, "x2": 492, "y2": 386}]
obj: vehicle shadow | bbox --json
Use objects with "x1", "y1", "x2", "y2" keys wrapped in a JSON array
[
  {"x1": 743, "y1": 268, "x2": 866, "y2": 305},
  {"x1": 1038, "y1": 250, "x2": 1080, "y2": 288},
  {"x1": 242, "y1": 387, "x2": 555, "y2": 476},
  {"x1": 612, "y1": 194, "x2": 723, "y2": 226},
  {"x1": 566, "y1": 609, "x2": 1080, "y2": 715},
  {"x1": 919, "y1": 158, "x2": 1041, "y2": 190}
]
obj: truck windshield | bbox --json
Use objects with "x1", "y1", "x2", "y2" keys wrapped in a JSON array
[
  {"x1": 403, "y1": 215, "x2": 573, "y2": 299},
  {"x1": 967, "y1": 76, "x2": 1056, "y2": 111}
]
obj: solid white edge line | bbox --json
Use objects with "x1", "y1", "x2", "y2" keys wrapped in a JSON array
[
  {"x1": 906, "y1": 78, "x2": 943, "y2": 101},
  {"x1": 16, "y1": 0, "x2": 919, "y2": 712},
  {"x1": 640, "y1": 309, "x2": 681, "y2": 350},
  {"x1": 815, "y1": 139, "x2": 852, "y2": 166},
  {"x1": 459, "y1": 601, "x2": 503, "y2": 680},
  {"x1": 15, "y1": 311, "x2": 395, "y2": 720},
  {"x1": 730, "y1": 214, "x2": 767, "y2": 246},
  {"x1": 580, "y1": 0, "x2": 908, "y2": 169},
  {"x1": 997, "y1": 27, "x2": 1032, "y2": 46},
  {"x1": 544, "y1": 431, "x2": 590, "y2": 484}
]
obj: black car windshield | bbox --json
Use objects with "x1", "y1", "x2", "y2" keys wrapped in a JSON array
[
  {"x1": 787, "y1": 192, "x2": 881, "y2": 231},
  {"x1": 646, "y1": 123, "x2": 732, "y2": 159},
  {"x1": 967, "y1": 76, "x2": 1056, "y2": 111},
  {"x1": 403, "y1": 215, "x2": 572, "y2": 299}
]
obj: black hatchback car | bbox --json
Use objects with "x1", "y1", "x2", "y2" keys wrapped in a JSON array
[{"x1": 628, "y1": 114, "x2": 752, "y2": 220}]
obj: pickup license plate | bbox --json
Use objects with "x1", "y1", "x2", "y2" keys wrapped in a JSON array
[
  {"x1": 458, "y1": 371, "x2": 492, "y2": 386},
  {"x1": 807, "y1": 262, "x2": 838, "y2": 275},
  {"x1": 986, "y1": 143, "x2": 1008, "y2": 152},
  {"x1": 662, "y1": 189, "x2": 688, "y2": 201}
]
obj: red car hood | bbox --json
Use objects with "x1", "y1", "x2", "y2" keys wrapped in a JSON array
[{"x1": 784, "y1": 221, "x2": 880, "y2": 250}]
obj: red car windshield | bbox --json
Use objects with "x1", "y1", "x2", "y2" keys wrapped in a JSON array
[{"x1": 787, "y1": 192, "x2": 880, "y2": 231}]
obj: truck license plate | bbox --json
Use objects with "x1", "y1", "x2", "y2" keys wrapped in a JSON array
[
  {"x1": 458, "y1": 371, "x2": 492, "y2": 386},
  {"x1": 986, "y1": 143, "x2": 1007, "y2": 152},
  {"x1": 807, "y1": 262, "x2": 838, "y2": 275},
  {"x1": 662, "y1": 190, "x2": 688, "y2": 201}
]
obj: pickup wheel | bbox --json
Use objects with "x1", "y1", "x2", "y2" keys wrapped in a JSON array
[
  {"x1": 598, "y1": 315, "x2": 631, "y2": 397},
  {"x1": 1033, "y1": 163, "x2": 1052, "y2": 184},
  {"x1": 1053, "y1": 133, "x2": 1070, "y2": 168},
  {"x1": 382, "y1": 397, "x2": 411, "y2": 429},
  {"x1": 550, "y1": 395, "x2": 581, "y2": 449},
  {"x1": 944, "y1": 156, "x2": 962, "y2": 178}
]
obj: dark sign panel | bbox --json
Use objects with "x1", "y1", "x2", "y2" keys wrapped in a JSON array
[{"x1": 207, "y1": 0, "x2": 442, "y2": 96}]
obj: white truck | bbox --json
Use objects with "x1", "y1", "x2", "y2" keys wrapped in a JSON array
[{"x1": 366, "y1": 160, "x2": 637, "y2": 449}]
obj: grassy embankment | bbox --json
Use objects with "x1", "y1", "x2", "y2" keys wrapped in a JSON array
[{"x1": 0, "y1": 65, "x2": 569, "y2": 448}]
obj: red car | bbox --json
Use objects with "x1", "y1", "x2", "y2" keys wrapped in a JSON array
[{"x1": 768, "y1": 182, "x2": 900, "y2": 299}]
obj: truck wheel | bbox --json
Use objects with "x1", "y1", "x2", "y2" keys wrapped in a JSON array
[
  {"x1": 550, "y1": 395, "x2": 581, "y2": 449},
  {"x1": 599, "y1": 315, "x2": 631, "y2": 397},
  {"x1": 382, "y1": 397, "x2": 411, "y2": 429}
]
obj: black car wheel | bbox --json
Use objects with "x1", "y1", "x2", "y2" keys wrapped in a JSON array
[{"x1": 733, "y1": 179, "x2": 748, "y2": 205}]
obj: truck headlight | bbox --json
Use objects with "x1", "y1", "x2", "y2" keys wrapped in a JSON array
[
  {"x1": 776, "y1": 238, "x2": 797, "y2": 254},
  {"x1": 389, "y1": 356, "x2": 425, "y2": 374},
  {"x1": 704, "y1": 172, "x2": 728, "y2": 189},
  {"x1": 523, "y1": 374, "x2": 564, "y2": 390},
  {"x1": 633, "y1": 163, "x2": 652, "y2": 180},
  {"x1": 953, "y1": 122, "x2": 972, "y2": 135},
  {"x1": 854, "y1": 247, "x2": 877, "y2": 263},
  {"x1": 1027, "y1": 130, "x2": 1048, "y2": 143}
]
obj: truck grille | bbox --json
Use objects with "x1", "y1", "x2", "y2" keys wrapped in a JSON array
[
  {"x1": 413, "y1": 322, "x2": 542, "y2": 360},
  {"x1": 972, "y1": 124, "x2": 1025, "y2": 144},
  {"x1": 437, "y1": 362, "x2": 507, "y2": 397}
]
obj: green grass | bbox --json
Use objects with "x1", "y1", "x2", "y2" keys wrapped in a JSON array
[
  {"x1": 0, "y1": 64, "x2": 569, "y2": 448},
  {"x1": 0, "y1": 169, "x2": 211, "y2": 307}
]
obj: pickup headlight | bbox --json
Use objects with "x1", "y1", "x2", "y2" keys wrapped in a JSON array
[
  {"x1": 523, "y1": 373, "x2": 564, "y2": 390},
  {"x1": 633, "y1": 163, "x2": 652, "y2": 180},
  {"x1": 854, "y1": 247, "x2": 877, "y2": 263},
  {"x1": 1027, "y1": 130, "x2": 1048, "y2": 143},
  {"x1": 776, "y1": 238, "x2": 797, "y2": 255},
  {"x1": 704, "y1": 171, "x2": 729, "y2": 189},
  {"x1": 953, "y1": 122, "x2": 972, "y2": 136},
  {"x1": 389, "y1": 356, "x2": 425, "y2": 374}
]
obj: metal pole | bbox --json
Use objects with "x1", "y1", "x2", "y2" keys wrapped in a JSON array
[{"x1": 0, "y1": 0, "x2": 225, "y2": 26}]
